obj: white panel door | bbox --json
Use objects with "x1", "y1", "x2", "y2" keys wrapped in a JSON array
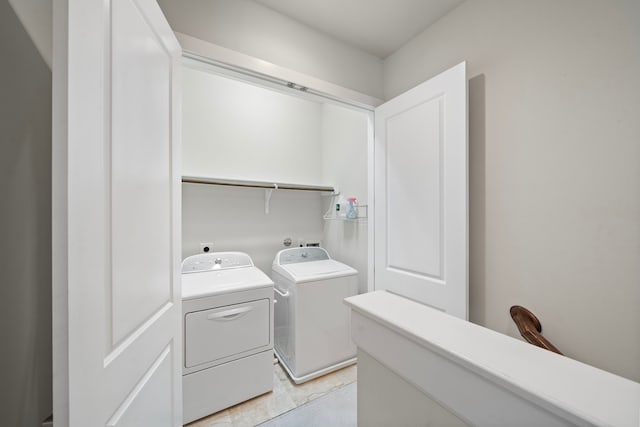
[
  {"x1": 374, "y1": 62, "x2": 468, "y2": 319},
  {"x1": 52, "y1": 0, "x2": 182, "y2": 425}
]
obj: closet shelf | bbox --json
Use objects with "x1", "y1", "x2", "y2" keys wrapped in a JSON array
[
  {"x1": 325, "y1": 217, "x2": 368, "y2": 223},
  {"x1": 182, "y1": 176, "x2": 336, "y2": 193},
  {"x1": 323, "y1": 204, "x2": 368, "y2": 222}
]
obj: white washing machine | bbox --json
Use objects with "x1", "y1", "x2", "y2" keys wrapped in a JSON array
[
  {"x1": 182, "y1": 252, "x2": 273, "y2": 425},
  {"x1": 272, "y1": 247, "x2": 358, "y2": 384}
]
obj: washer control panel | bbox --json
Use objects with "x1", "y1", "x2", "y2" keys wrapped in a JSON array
[{"x1": 277, "y1": 247, "x2": 330, "y2": 265}]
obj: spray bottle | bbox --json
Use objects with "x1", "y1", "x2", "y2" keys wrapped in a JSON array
[{"x1": 346, "y1": 197, "x2": 358, "y2": 219}]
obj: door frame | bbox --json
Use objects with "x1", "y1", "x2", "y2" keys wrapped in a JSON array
[
  {"x1": 176, "y1": 34, "x2": 379, "y2": 293},
  {"x1": 52, "y1": 0, "x2": 69, "y2": 423}
]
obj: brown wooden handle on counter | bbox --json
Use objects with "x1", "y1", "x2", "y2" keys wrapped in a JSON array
[{"x1": 510, "y1": 305, "x2": 563, "y2": 355}]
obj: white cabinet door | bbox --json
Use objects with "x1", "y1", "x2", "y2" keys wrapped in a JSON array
[
  {"x1": 374, "y1": 62, "x2": 468, "y2": 319},
  {"x1": 52, "y1": 0, "x2": 182, "y2": 425}
]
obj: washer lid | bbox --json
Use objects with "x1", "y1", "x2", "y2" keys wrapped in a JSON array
[{"x1": 275, "y1": 259, "x2": 357, "y2": 283}]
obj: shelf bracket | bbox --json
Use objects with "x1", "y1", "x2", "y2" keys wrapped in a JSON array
[{"x1": 264, "y1": 184, "x2": 278, "y2": 214}]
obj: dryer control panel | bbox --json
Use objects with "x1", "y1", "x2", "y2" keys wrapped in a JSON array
[{"x1": 182, "y1": 252, "x2": 254, "y2": 273}]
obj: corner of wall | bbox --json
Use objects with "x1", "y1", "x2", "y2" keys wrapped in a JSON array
[
  {"x1": 158, "y1": 0, "x2": 384, "y2": 99},
  {"x1": 0, "y1": 1, "x2": 53, "y2": 424}
]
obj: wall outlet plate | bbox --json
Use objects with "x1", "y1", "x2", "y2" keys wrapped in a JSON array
[{"x1": 200, "y1": 242, "x2": 213, "y2": 253}]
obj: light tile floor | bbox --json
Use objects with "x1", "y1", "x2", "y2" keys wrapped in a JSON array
[
  {"x1": 186, "y1": 361, "x2": 357, "y2": 427},
  {"x1": 258, "y1": 383, "x2": 356, "y2": 427}
]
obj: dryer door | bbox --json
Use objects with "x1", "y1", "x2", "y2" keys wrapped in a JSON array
[{"x1": 185, "y1": 299, "x2": 270, "y2": 368}]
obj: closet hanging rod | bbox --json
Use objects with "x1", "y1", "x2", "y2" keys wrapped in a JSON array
[{"x1": 182, "y1": 176, "x2": 335, "y2": 193}]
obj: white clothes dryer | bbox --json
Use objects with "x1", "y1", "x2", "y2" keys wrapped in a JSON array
[
  {"x1": 182, "y1": 252, "x2": 273, "y2": 424},
  {"x1": 272, "y1": 247, "x2": 358, "y2": 384}
]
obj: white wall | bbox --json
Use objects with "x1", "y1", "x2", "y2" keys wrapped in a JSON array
[
  {"x1": 181, "y1": 66, "x2": 370, "y2": 290},
  {"x1": 0, "y1": 1, "x2": 52, "y2": 425},
  {"x1": 157, "y1": 0, "x2": 384, "y2": 100},
  {"x1": 384, "y1": 0, "x2": 640, "y2": 381},
  {"x1": 321, "y1": 104, "x2": 370, "y2": 293},
  {"x1": 357, "y1": 350, "x2": 468, "y2": 427},
  {"x1": 182, "y1": 64, "x2": 323, "y2": 185},
  {"x1": 182, "y1": 184, "x2": 325, "y2": 274}
]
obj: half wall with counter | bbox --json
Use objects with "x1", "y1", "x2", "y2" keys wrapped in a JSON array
[{"x1": 345, "y1": 291, "x2": 640, "y2": 427}]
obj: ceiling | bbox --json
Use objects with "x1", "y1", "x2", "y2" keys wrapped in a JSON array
[{"x1": 255, "y1": 0, "x2": 465, "y2": 59}]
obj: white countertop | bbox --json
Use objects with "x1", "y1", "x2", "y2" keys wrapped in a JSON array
[{"x1": 345, "y1": 291, "x2": 640, "y2": 427}]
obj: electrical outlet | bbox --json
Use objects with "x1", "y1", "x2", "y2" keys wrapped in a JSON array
[{"x1": 200, "y1": 242, "x2": 213, "y2": 253}]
